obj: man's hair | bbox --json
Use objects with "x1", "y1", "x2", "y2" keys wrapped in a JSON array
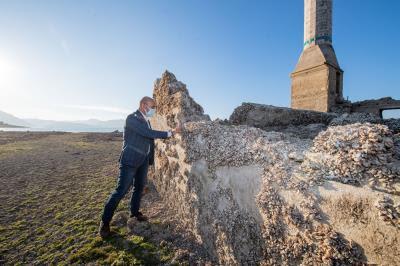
[{"x1": 140, "y1": 96, "x2": 154, "y2": 106}]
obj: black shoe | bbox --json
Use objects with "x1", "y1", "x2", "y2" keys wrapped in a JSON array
[
  {"x1": 130, "y1": 211, "x2": 148, "y2": 222},
  {"x1": 99, "y1": 221, "x2": 111, "y2": 238}
]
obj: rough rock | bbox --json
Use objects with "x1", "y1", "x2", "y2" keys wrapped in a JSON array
[
  {"x1": 329, "y1": 113, "x2": 400, "y2": 134},
  {"x1": 231, "y1": 104, "x2": 400, "y2": 137},
  {"x1": 395, "y1": 133, "x2": 400, "y2": 160},
  {"x1": 382, "y1": 118, "x2": 400, "y2": 134},
  {"x1": 149, "y1": 71, "x2": 400, "y2": 265},
  {"x1": 329, "y1": 112, "x2": 381, "y2": 126},
  {"x1": 300, "y1": 123, "x2": 400, "y2": 195},
  {"x1": 229, "y1": 103, "x2": 337, "y2": 139},
  {"x1": 351, "y1": 97, "x2": 400, "y2": 117},
  {"x1": 152, "y1": 70, "x2": 210, "y2": 127},
  {"x1": 230, "y1": 102, "x2": 336, "y2": 129}
]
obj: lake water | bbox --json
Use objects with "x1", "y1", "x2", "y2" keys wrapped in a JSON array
[{"x1": 0, "y1": 127, "x2": 122, "y2": 133}]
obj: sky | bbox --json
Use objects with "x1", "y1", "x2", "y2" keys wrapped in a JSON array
[{"x1": 0, "y1": 0, "x2": 399, "y2": 121}]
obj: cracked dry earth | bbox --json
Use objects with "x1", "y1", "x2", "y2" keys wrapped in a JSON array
[{"x1": 0, "y1": 132, "x2": 212, "y2": 265}]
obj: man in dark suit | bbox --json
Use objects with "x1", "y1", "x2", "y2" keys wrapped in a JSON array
[{"x1": 99, "y1": 96, "x2": 180, "y2": 238}]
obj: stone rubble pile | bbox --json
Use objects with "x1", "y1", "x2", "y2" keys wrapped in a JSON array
[
  {"x1": 329, "y1": 112, "x2": 381, "y2": 126},
  {"x1": 382, "y1": 118, "x2": 400, "y2": 134},
  {"x1": 330, "y1": 113, "x2": 400, "y2": 134},
  {"x1": 149, "y1": 71, "x2": 400, "y2": 265},
  {"x1": 394, "y1": 133, "x2": 400, "y2": 160},
  {"x1": 300, "y1": 123, "x2": 400, "y2": 195}
]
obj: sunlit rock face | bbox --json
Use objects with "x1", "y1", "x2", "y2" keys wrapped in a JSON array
[{"x1": 149, "y1": 71, "x2": 400, "y2": 265}]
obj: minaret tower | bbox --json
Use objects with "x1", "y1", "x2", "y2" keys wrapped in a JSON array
[{"x1": 291, "y1": 0, "x2": 343, "y2": 112}]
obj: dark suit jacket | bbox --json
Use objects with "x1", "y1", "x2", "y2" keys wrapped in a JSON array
[{"x1": 119, "y1": 110, "x2": 169, "y2": 167}]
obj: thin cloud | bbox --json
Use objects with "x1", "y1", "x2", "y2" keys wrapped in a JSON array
[
  {"x1": 48, "y1": 22, "x2": 71, "y2": 56},
  {"x1": 62, "y1": 104, "x2": 132, "y2": 114},
  {"x1": 60, "y1": 40, "x2": 70, "y2": 56}
]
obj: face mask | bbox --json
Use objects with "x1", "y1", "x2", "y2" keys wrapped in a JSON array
[{"x1": 146, "y1": 108, "x2": 155, "y2": 117}]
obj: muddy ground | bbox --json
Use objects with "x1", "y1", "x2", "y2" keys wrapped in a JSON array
[{"x1": 0, "y1": 131, "x2": 211, "y2": 265}]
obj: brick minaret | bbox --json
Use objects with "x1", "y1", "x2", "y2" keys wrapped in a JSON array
[{"x1": 291, "y1": 0, "x2": 343, "y2": 112}]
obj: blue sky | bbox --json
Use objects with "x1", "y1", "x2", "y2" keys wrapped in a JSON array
[{"x1": 0, "y1": 0, "x2": 399, "y2": 120}]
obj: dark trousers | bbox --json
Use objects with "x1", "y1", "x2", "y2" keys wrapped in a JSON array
[{"x1": 101, "y1": 156, "x2": 149, "y2": 225}]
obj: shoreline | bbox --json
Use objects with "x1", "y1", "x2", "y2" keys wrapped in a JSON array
[
  {"x1": 0, "y1": 128, "x2": 122, "y2": 133},
  {"x1": 0, "y1": 125, "x2": 27, "y2": 129}
]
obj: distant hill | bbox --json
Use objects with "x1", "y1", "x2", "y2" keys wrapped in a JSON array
[
  {"x1": 0, "y1": 110, "x2": 31, "y2": 127},
  {"x1": 0, "y1": 109, "x2": 124, "y2": 132},
  {"x1": 0, "y1": 121, "x2": 26, "y2": 128},
  {"x1": 24, "y1": 118, "x2": 124, "y2": 132},
  {"x1": 72, "y1": 118, "x2": 125, "y2": 128}
]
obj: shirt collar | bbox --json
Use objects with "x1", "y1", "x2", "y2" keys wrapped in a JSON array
[{"x1": 138, "y1": 110, "x2": 149, "y2": 122}]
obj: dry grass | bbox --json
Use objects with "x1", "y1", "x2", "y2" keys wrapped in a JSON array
[{"x1": 0, "y1": 132, "x2": 176, "y2": 265}]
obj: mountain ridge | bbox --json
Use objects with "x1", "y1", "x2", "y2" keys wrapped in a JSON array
[{"x1": 0, "y1": 110, "x2": 125, "y2": 131}]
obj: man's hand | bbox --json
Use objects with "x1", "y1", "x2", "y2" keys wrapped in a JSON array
[{"x1": 172, "y1": 122, "x2": 183, "y2": 136}]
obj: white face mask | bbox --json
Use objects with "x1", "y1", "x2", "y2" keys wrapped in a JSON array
[{"x1": 145, "y1": 108, "x2": 155, "y2": 117}]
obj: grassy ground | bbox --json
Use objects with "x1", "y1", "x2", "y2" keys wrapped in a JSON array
[{"x1": 0, "y1": 132, "x2": 178, "y2": 265}]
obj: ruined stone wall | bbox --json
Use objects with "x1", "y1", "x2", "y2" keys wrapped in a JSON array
[
  {"x1": 150, "y1": 71, "x2": 400, "y2": 265},
  {"x1": 230, "y1": 103, "x2": 400, "y2": 136},
  {"x1": 230, "y1": 102, "x2": 335, "y2": 128},
  {"x1": 150, "y1": 72, "x2": 266, "y2": 263},
  {"x1": 229, "y1": 102, "x2": 336, "y2": 139},
  {"x1": 351, "y1": 97, "x2": 400, "y2": 118}
]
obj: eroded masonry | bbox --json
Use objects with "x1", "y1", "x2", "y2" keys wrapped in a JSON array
[{"x1": 149, "y1": 71, "x2": 400, "y2": 265}]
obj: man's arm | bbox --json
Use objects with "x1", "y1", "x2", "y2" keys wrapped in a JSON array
[{"x1": 127, "y1": 116, "x2": 170, "y2": 139}]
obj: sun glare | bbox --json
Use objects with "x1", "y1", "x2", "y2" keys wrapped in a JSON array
[{"x1": 0, "y1": 54, "x2": 18, "y2": 76}]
